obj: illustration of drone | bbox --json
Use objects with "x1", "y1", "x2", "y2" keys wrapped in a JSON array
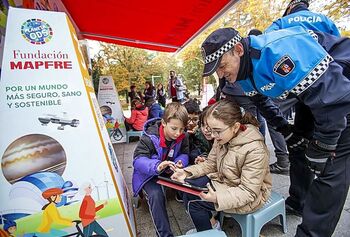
[{"x1": 38, "y1": 114, "x2": 80, "y2": 130}]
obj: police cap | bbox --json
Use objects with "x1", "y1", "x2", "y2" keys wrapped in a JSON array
[{"x1": 201, "y1": 28, "x2": 242, "y2": 77}]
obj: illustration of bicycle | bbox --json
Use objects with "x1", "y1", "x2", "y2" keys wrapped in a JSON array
[
  {"x1": 61, "y1": 220, "x2": 84, "y2": 237},
  {"x1": 30, "y1": 220, "x2": 84, "y2": 237},
  {"x1": 28, "y1": 220, "x2": 108, "y2": 237}
]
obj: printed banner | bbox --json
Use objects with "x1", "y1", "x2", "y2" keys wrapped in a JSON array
[
  {"x1": 98, "y1": 76, "x2": 127, "y2": 144},
  {"x1": 0, "y1": 34, "x2": 4, "y2": 72},
  {"x1": 0, "y1": 7, "x2": 135, "y2": 236},
  {"x1": 201, "y1": 83, "x2": 215, "y2": 109}
]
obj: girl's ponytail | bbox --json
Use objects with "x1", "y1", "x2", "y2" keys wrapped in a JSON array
[{"x1": 240, "y1": 111, "x2": 260, "y2": 127}]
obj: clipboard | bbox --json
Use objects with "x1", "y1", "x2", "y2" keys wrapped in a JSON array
[{"x1": 157, "y1": 176, "x2": 208, "y2": 197}]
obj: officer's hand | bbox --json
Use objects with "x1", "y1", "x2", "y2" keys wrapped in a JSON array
[
  {"x1": 278, "y1": 124, "x2": 308, "y2": 152},
  {"x1": 305, "y1": 140, "x2": 335, "y2": 176}
]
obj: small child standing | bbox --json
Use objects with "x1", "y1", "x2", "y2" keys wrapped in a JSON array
[{"x1": 132, "y1": 102, "x2": 189, "y2": 237}]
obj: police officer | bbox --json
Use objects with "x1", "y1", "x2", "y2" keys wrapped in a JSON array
[
  {"x1": 264, "y1": 0, "x2": 343, "y2": 218},
  {"x1": 249, "y1": 29, "x2": 292, "y2": 175},
  {"x1": 200, "y1": 27, "x2": 350, "y2": 237},
  {"x1": 266, "y1": 0, "x2": 340, "y2": 37}
]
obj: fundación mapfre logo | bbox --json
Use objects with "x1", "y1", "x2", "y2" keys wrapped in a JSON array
[{"x1": 21, "y1": 19, "x2": 53, "y2": 44}]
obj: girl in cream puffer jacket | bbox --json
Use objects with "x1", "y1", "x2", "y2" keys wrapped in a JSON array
[{"x1": 172, "y1": 99, "x2": 272, "y2": 232}]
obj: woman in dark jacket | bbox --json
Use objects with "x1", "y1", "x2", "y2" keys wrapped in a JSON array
[
  {"x1": 128, "y1": 85, "x2": 143, "y2": 105},
  {"x1": 156, "y1": 83, "x2": 166, "y2": 107},
  {"x1": 143, "y1": 81, "x2": 156, "y2": 104}
]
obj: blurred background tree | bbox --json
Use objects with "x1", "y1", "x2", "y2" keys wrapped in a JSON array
[{"x1": 91, "y1": 0, "x2": 350, "y2": 98}]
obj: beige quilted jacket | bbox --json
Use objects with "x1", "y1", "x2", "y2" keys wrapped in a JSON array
[{"x1": 184, "y1": 124, "x2": 272, "y2": 214}]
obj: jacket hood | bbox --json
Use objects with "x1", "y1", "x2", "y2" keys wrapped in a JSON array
[
  {"x1": 143, "y1": 117, "x2": 185, "y2": 145},
  {"x1": 228, "y1": 124, "x2": 264, "y2": 147},
  {"x1": 143, "y1": 118, "x2": 161, "y2": 136},
  {"x1": 136, "y1": 105, "x2": 148, "y2": 115},
  {"x1": 135, "y1": 103, "x2": 146, "y2": 110}
]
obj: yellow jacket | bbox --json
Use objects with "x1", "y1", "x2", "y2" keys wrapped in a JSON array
[{"x1": 37, "y1": 203, "x2": 72, "y2": 233}]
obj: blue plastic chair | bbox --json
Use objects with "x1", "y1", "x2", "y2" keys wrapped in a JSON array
[
  {"x1": 177, "y1": 229, "x2": 227, "y2": 237},
  {"x1": 219, "y1": 191, "x2": 287, "y2": 237},
  {"x1": 126, "y1": 130, "x2": 143, "y2": 143}
]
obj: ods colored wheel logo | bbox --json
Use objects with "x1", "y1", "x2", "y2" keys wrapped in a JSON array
[{"x1": 21, "y1": 19, "x2": 53, "y2": 44}]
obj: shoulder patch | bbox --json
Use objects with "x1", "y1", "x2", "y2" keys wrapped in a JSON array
[{"x1": 273, "y1": 55, "x2": 295, "y2": 77}]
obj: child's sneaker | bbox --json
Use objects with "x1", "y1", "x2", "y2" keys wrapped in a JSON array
[
  {"x1": 186, "y1": 228, "x2": 197, "y2": 235},
  {"x1": 185, "y1": 221, "x2": 221, "y2": 235},
  {"x1": 212, "y1": 221, "x2": 221, "y2": 231}
]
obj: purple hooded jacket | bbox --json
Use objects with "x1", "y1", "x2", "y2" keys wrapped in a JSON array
[{"x1": 132, "y1": 118, "x2": 189, "y2": 196}]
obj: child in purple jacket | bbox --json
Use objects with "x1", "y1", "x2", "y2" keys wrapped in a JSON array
[{"x1": 132, "y1": 102, "x2": 189, "y2": 237}]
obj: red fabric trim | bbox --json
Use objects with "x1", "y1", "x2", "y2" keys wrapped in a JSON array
[
  {"x1": 240, "y1": 124, "x2": 247, "y2": 131},
  {"x1": 208, "y1": 97, "x2": 216, "y2": 105},
  {"x1": 175, "y1": 133, "x2": 185, "y2": 143},
  {"x1": 61, "y1": 0, "x2": 233, "y2": 53},
  {"x1": 159, "y1": 125, "x2": 167, "y2": 148},
  {"x1": 157, "y1": 179, "x2": 201, "y2": 196},
  {"x1": 170, "y1": 80, "x2": 177, "y2": 97},
  {"x1": 159, "y1": 125, "x2": 185, "y2": 147}
]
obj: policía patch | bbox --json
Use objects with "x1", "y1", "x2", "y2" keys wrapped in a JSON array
[{"x1": 273, "y1": 55, "x2": 295, "y2": 77}]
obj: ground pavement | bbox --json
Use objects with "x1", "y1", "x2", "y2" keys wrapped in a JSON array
[{"x1": 113, "y1": 132, "x2": 350, "y2": 237}]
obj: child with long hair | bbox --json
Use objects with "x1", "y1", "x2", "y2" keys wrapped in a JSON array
[{"x1": 171, "y1": 99, "x2": 272, "y2": 233}]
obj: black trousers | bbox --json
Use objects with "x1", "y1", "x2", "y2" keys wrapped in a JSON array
[
  {"x1": 289, "y1": 104, "x2": 350, "y2": 237},
  {"x1": 142, "y1": 178, "x2": 173, "y2": 237},
  {"x1": 182, "y1": 176, "x2": 216, "y2": 232}
]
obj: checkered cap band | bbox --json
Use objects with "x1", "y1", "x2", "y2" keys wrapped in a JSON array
[
  {"x1": 288, "y1": 0, "x2": 309, "y2": 8},
  {"x1": 307, "y1": 30, "x2": 318, "y2": 41},
  {"x1": 290, "y1": 54, "x2": 333, "y2": 95},
  {"x1": 205, "y1": 34, "x2": 242, "y2": 64},
  {"x1": 244, "y1": 91, "x2": 258, "y2": 97},
  {"x1": 290, "y1": 0, "x2": 303, "y2": 5}
]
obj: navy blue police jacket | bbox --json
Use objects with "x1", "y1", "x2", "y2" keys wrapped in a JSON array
[
  {"x1": 238, "y1": 26, "x2": 350, "y2": 147},
  {"x1": 265, "y1": 9, "x2": 340, "y2": 37}
]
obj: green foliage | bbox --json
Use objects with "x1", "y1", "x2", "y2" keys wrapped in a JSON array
[
  {"x1": 182, "y1": 54, "x2": 203, "y2": 95},
  {"x1": 323, "y1": 1, "x2": 350, "y2": 22},
  {"x1": 313, "y1": 0, "x2": 350, "y2": 34},
  {"x1": 223, "y1": 0, "x2": 286, "y2": 34},
  {"x1": 92, "y1": 43, "x2": 181, "y2": 95},
  {"x1": 91, "y1": 0, "x2": 349, "y2": 98},
  {"x1": 91, "y1": 56, "x2": 103, "y2": 94}
]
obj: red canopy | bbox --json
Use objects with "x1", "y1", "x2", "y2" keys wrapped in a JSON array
[{"x1": 61, "y1": 0, "x2": 237, "y2": 52}]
